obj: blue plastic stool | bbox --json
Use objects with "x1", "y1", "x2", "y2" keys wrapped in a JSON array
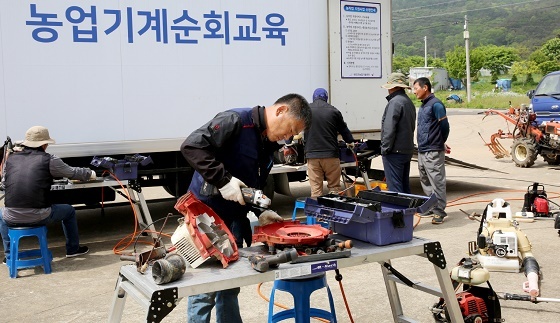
[
  {"x1": 268, "y1": 273, "x2": 337, "y2": 323},
  {"x1": 291, "y1": 197, "x2": 306, "y2": 221},
  {"x1": 292, "y1": 197, "x2": 329, "y2": 228},
  {"x1": 7, "y1": 226, "x2": 53, "y2": 278}
]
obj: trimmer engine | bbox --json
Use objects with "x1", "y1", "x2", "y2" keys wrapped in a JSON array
[
  {"x1": 522, "y1": 183, "x2": 550, "y2": 217},
  {"x1": 432, "y1": 286, "x2": 500, "y2": 323},
  {"x1": 533, "y1": 197, "x2": 549, "y2": 217},
  {"x1": 457, "y1": 291, "x2": 489, "y2": 323}
]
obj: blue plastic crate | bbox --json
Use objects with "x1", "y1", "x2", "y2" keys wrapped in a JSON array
[{"x1": 304, "y1": 190, "x2": 436, "y2": 246}]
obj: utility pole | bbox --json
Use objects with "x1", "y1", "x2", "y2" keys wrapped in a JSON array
[
  {"x1": 464, "y1": 15, "x2": 471, "y2": 103},
  {"x1": 424, "y1": 36, "x2": 428, "y2": 67}
]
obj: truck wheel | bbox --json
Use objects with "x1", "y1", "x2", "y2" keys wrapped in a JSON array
[
  {"x1": 543, "y1": 154, "x2": 560, "y2": 165},
  {"x1": 511, "y1": 138, "x2": 537, "y2": 168}
]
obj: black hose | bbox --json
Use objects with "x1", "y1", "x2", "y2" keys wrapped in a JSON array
[{"x1": 522, "y1": 256, "x2": 540, "y2": 277}]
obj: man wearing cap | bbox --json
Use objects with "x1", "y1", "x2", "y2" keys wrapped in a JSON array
[
  {"x1": 380, "y1": 73, "x2": 416, "y2": 193},
  {"x1": 0, "y1": 126, "x2": 95, "y2": 263},
  {"x1": 304, "y1": 88, "x2": 355, "y2": 197}
]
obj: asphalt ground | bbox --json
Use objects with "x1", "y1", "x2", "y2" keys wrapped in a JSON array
[{"x1": 2, "y1": 109, "x2": 560, "y2": 322}]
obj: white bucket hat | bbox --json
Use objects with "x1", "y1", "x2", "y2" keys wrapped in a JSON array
[{"x1": 22, "y1": 126, "x2": 56, "y2": 147}]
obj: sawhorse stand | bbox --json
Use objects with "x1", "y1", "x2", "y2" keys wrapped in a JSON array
[{"x1": 341, "y1": 149, "x2": 380, "y2": 193}]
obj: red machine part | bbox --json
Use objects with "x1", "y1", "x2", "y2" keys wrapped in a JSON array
[
  {"x1": 174, "y1": 192, "x2": 239, "y2": 268},
  {"x1": 533, "y1": 197, "x2": 549, "y2": 216},
  {"x1": 457, "y1": 291, "x2": 489, "y2": 323},
  {"x1": 545, "y1": 122, "x2": 560, "y2": 135},
  {"x1": 252, "y1": 221, "x2": 331, "y2": 247}
]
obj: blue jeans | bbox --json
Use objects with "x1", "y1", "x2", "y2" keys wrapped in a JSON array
[
  {"x1": 382, "y1": 153, "x2": 412, "y2": 194},
  {"x1": 187, "y1": 288, "x2": 242, "y2": 323},
  {"x1": 0, "y1": 204, "x2": 81, "y2": 256}
]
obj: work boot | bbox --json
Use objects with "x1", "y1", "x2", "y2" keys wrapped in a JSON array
[
  {"x1": 431, "y1": 214, "x2": 447, "y2": 224},
  {"x1": 66, "y1": 246, "x2": 89, "y2": 258}
]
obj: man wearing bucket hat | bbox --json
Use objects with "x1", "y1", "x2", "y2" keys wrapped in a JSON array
[
  {"x1": 380, "y1": 73, "x2": 416, "y2": 193},
  {"x1": 0, "y1": 126, "x2": 96, "y2": 263}
]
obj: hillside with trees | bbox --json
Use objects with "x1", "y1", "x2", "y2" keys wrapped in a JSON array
[
  {"x1": 392, "y1": 0, "x2": 560, "y2": 84},
  {"x1": 392, "y1": 0, "x2": 560, "y2": 58}
]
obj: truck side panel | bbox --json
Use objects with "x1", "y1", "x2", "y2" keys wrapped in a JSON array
[
  {"x1": 0, "y1": 1, "x2": 329, "y2": 157},
  {"x1": 328, "y1": 0, "x2": 392, "y2": 139}
]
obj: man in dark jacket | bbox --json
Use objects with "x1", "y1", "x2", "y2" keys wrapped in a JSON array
[
  {"x1": 304, "y1": 88, "x2": 354, "y2": 197},
  {"x1": 181, "y1": 93, "x2": 311, "y2": 323},
  {"x1": 380, "y1": 73, "x2": 417, "y2": 193},
  {"x1": 0, "y1": 126, "x2": 95, "y2": 263},
  {"x1": 413, "y1": 77, "x2": 450, "y2": 224}
]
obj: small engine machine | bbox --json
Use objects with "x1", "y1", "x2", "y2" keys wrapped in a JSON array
[
  {"x1": 468, "y1": 198, "x2": 541, "y2": 297},
  {"x1": 521, "y1": 183, "x2": 550, "y2": 217},
  {"x1": 432, "y1": 258, "x2": 502, "y2": 323}
]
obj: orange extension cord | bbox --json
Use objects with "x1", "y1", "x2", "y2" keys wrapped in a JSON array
[{"x1": 102, "y1": 171, "x2": 170, "y2": 255}]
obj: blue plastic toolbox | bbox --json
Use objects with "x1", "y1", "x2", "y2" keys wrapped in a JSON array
[{"x1": 304, "y1": 189, "x2": 436, "y2": 246}]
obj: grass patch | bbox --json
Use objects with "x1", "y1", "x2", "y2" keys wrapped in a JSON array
[{"x1": 407, "y1": 75, "x2": 542, "y2": 109}]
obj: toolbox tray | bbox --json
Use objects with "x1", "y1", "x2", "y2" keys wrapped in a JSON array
[{"x1": 305, "y1": 188, "x2": 436, "y2": 246}]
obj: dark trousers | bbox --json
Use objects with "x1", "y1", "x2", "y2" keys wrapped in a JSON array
[{"x1": 382, "y1": 153, "x2": 413, "y2": 194}]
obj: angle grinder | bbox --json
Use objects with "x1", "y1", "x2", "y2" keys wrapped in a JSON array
[{"x1": 241, "y1": 187, "x2": 271, "y2": 208}]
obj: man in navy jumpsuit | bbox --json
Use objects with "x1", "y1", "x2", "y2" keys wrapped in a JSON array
[{"x1": 180, "y1": 93, "x2": 311, "y2": 323}]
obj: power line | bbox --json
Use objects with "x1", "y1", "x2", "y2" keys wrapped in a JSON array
[
  {"x1": 393, "y1": 0, "x2": 465, "y2": 13},
  {"x1": 393, "y1": 3, "x2": 560, "y2": 35},
  {"x1": 394, "y1": 22, "x2": 458, "y2": 35},
  {"x1": 393, "y1": 0, "x2": 551, "y2": 22}
]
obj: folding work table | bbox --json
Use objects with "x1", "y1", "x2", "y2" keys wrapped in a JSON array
[
  {"x1": 108, "y1": 236, "x2": 464, "y2": 322},
  {"x1": 53, "y1": 178, "x2": 158, "y2": 238},
  {"x1": 0, "y1": 178, "x2": 158, "y2": 238}
]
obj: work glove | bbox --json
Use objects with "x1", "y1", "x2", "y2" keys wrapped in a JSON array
[
  {"x1": 218, "y1": 176, "x2": 247, "y2": 205},
  {"x1": 258, "y1": 210, "x2": 284, "y2": 226},
  {"x1": 90, "y1": 170, "x2": 97, "y2": 180}
]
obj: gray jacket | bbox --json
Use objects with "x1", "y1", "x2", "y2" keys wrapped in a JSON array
[{"x1": 380, "y1": 89, "x2": 416, "y2": 155}]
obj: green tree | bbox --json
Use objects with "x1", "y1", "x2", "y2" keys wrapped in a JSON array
[
  {"x1": 429, "y1": 57, "x2": 446, "y2": 68},
  {"x1": 393, "y1": 55, "x2": 425, "y2": 74},
  {"x1": 445, "y1": 46, "x2": 484, "y2": 84},
  {"x1": 476, "y1": 45, "x2": 519, "y2": 78},
  {"x1": 510, "y1": 60, "x2": 539, "y2": 85},
  {"x1": 529, "y1": 49, "x2": 547, "y2": 65},
  {"x1": 541, "y1": 38, "x2": 560, "y2": 61},
  {"x1": 533, "y1": 38, "x2": 560, "y2": 75},
  {"x1": 538, "y1": 61, "x2": 560, "y2": 76}
]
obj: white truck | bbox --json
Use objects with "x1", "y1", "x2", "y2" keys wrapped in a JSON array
[{"x1": 0, "y1": 0, "x2": 392, "y2": 203}]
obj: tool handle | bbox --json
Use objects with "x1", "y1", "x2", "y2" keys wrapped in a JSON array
[
  {"x1": 504, "y1": 293, "x2": 532, "y2": 301},
  {"x1": 336, "y1": 240, "x2": 353, "y2": 249},
  {"x1": 266, "y1": 248, "x2": 298, "y2": 267},
  {"x1": 248, "y1": 255, "x2": 269, "y2": 272}
]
